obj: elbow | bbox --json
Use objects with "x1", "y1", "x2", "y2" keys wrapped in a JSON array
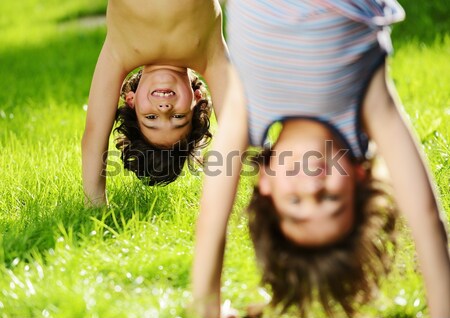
[
  {"x1": 413, "y1": 197, "x2": 449, "y2": 242},
  {"x1": 81, "y1": 122, "x2": 101, "y2": 153},
  {"x1": 81, "y1": 127, "x2": 92, "y2": 153}
]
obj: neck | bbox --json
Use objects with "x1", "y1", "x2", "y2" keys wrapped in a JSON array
[
  {"x1": 143, "y1": 64, "x2": 188, "y2": 74},
  {"x1": 281, "y1": 119, "x2": 329, "y2": 139}
]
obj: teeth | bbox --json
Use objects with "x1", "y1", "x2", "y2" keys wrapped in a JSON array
[{"x1": 152, "y1": 91, "x2": 175, "y2": 97}]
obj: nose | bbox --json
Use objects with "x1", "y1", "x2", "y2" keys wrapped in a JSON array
[
  {"x1": 299, "y1": 177, "x2": 325, "y2": 195},
  {"x1": 295, "y1": 165, "x2": 325, "y2": 196},
  {"x1": 157, "y1": 104, "x2": 173, "y2": 112}
]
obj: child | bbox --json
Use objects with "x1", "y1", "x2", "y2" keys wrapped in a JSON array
[
  {"x1": 192, "y1": 0, "x2": 450, "y2": 317},
  {"x1": 81, "y1": 0, "x2": 247, "y2": 206},
  {"x1": 114, "y1": 69, "x2": 212, "y2": 186}
]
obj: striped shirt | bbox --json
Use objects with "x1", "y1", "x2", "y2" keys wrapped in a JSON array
[{"x1": 227, "y1": 0, "x2": 404, "y2": 159}]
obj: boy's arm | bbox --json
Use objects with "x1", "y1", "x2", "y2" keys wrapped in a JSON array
[
  {"x1": 192, "y1": 48, "x2": 248, "y2": 317},
  {"x1": 82, "y1": 40, "x2": 128, "y2": 206},
  {"x1": 363, "y1": 64, "x2": 450, "y2": 317}
]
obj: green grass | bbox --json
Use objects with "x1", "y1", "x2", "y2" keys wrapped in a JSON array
[{"x1": 0, "y1": 1, "x2": 449, "y2": 317}]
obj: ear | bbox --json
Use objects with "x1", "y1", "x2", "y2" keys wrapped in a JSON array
[
  {"x1": 258, "y1": 165, "x2": 272, "y2": 196},
  {"x1": 125, "y1": 91, "x2": 135, "y2": 108},
  {"x1": 194, "y1": 89, "x2": 203, "y2": 103},
  {"x1": 354, "y1": 163, "x2": 367, "y2": 183}
]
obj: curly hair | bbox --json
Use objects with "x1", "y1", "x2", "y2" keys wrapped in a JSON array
[
  {"x1": 247, "y1": 152, "x2": 398, "y2": 317},
  {"x1": 114, "y1": 69, "x2": 212, "y2": 185}
]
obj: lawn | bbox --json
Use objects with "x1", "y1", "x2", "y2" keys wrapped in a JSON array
[{"x1": 0, "y1": 1, "x2": 449, "y2": 317}]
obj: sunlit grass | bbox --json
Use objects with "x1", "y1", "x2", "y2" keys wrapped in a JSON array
[{"x1": 0, "y1": 0, "x2": 449, "y2": 317}]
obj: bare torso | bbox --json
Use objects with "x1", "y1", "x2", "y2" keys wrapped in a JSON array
[{"x1": 106, "y1": 0, "x2": 223, "y2": 73}]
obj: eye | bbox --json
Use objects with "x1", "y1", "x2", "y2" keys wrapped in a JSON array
[
  {"x1": 145, "y1": 114, "x2": 158, "y2": 119},
  {"x1": 288, "y1": 195, "x2": 301, "y2": 205},
  {"x1": 321, "y1": 193, "x2": 339, "y2": 201},
  {"x1": 172, "y1": 114, "x2": 185, "y2": 119}
]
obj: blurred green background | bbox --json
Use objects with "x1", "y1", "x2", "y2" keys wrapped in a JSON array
[{"x1": 0, "y1": 1, "x2": 449, "y2": 317}]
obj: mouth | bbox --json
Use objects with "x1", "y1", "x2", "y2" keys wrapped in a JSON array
[{"x1": 151, "y1": 89, "x2": 176, "y2": 98}]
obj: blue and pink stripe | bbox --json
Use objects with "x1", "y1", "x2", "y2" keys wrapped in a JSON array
[{"x1": 227, "y1": 0, "x2": 404, "y2": 159}]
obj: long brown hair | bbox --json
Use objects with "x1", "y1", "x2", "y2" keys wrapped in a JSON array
[{"x1": 248, "y1": 158, "x2": 397, "y2": 317}]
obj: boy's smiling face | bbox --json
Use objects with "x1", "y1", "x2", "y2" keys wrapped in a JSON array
[
  {"x1": 128, "y1": 66, "x2": 201, "y2": 147},
  {"x1": 259, "y1": 119, "x2": 365, "y2": 247}
]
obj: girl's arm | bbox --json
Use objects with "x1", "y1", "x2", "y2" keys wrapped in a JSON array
[
  {"x1": 82, "y1": 40, "x2": 128, "y2": 206},
  {"x1": 192, "y1": 46, "x2": 248, "y2": 317},
  {"x1": 363, "y1": 64, "x2": 450, "y2": 317}
]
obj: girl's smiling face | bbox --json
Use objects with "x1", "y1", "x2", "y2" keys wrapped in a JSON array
[{"x1": 259, "y1": 119, "x2": 364, "y2": 247}]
